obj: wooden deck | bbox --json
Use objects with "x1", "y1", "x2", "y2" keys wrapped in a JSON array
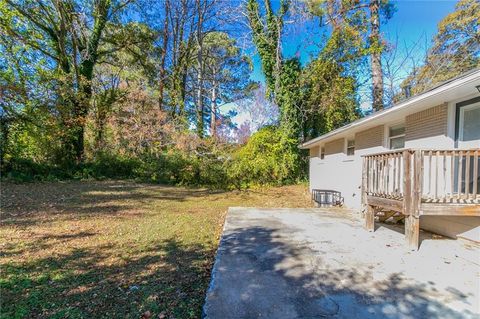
[{"x1": 362, "y1": 149, "x2": 480, "y2": 250}]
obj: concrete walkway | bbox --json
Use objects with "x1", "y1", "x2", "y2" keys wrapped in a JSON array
[{"x1": 203, "y1": 208, "x2": 479, "y2": 319}]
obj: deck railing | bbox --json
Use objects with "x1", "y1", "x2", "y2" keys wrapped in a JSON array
[
  {"x1": 362, "y1": 149, "x2": 480, "y2": 204},
  {"x1": 421, "y1": 149, "x2": 479, "y2": 202},
  {"x1": 362, "y1": 148, "x2": 479, "y2": 250},
  {"x1": 362, "y1": 150, "x2": 406, "y2": 199}
]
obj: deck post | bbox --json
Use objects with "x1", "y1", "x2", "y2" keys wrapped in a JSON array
[
  {"x1": 403, "y1": 150, "x2": 412, "y2": 216},
  {"x1": 365, "y1": 205, "x2": 375, "y2": 232},
  {"x1": 405, "y1": 215, "x2": 420, "y2": 250},
  {"x1": 413, "y1": 150, "x2": 423, "y2": 215},
  {"x1": 405, "y1": 150, "x2": 422, "y2": 250}
]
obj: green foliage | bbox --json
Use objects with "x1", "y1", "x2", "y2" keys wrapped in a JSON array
[
  {"x1": 2, "y1": 141, "x2": 233, "y2": 188},
  {"x1": 276, "y1": 58, "x2": 303, "y2": 139},
  {"x1": 3, "y1": 132, "x2": 305, "y2": 189},
  {"x1": 246, "y1": 0, "x2": 362, "y2": 143},
  {"x1": 2, "y1": 155, "x2": 141, "y2": 182},
  {"x1": 246, "y1": 0, "x2": 287, "y2": 97},
  {"x1": 229, "y1": 126, "x2": 305, "y2": 187},
  {"x1": 301, "y1": 58, "x2": 360, "y2": 139},
  {"x1": 134, "y1": 145, "x2": 232, "y2": 189},
  {"x1": 399, "y1": 0, "x2": 480, "y2": 99},
  {"x1": 0, "y1": 0, "x2": 153, "y2": 161}
]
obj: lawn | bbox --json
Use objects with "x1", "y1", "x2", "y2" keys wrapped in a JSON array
[{"x1": 0, "y1": 181, "x2": 312, "y2": 319}]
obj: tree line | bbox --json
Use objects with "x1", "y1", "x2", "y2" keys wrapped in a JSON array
[{"x1": 0, "y1": 0, "x2": 478, "y2": 186}]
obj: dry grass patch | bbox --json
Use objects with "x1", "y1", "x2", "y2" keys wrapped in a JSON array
[{"x1": 1, "y1": 180, "x2": 311, "y2": 319}]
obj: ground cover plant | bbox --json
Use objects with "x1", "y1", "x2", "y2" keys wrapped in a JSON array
[{"x1": 0, "y1": 180, "x2": 312, "y2": 319}]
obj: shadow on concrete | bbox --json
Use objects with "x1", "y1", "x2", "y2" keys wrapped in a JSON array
[
  {"x1": 375, "y1": 221, "x2": 455, "y2": 249},
  {"x1": 204, "y1": 224, "x2": 476, "y2": 319}
]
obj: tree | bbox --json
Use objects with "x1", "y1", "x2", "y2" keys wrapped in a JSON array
[
  {"x1": 306, "y1": 0, "x2": 395, "y2": 111},
  {"x1": 246, "y1": 0, "x2": 364, "y2": 141},
  {"x1": 399, "y1": 0, "x2": 480, "y2": 99},
  {"x1": 246, "y1": 0, "x2": 304, "y2": 140},
  {"x1": 276, "y1": 58, "x2": 303, "y2": 138},
  {"x1": 152, "y1": 0, "x2": 197, "y2": 122},
  {"x1": 0, "y1": 0, "x2": 143, "y2": 162},
  {"x1": 202, "y1": 32, "x2": 252, "y2": 138},
  {"x1": 300, "y1": 58, "x2": 359, "y2": 140},
  {"x1": 369, "y1": 0, "x2": 383, "y2": 111},
  {"x1": 246, "y1": 0, "x2": 289, "y2": 99},
  {"x1": 157, "y1": 0, "x2": 170, "y2": 111}
]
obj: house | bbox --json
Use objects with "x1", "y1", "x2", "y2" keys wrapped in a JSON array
[{"x1": 300, "y1": 69, "x2": 480, "y2": 248}]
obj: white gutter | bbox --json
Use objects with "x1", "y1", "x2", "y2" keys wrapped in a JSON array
[{"x1": 299, "y1": 69, "x2": 480, "y2": 149}]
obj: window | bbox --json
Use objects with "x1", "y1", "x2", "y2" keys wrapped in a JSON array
[
  {"x1": 346, "y1": 140, "x2": 355, "y2": 156},
  {"x1": 389, "y1": 124, "x2": 405, "y2": 149},
  {"x1": 320, "y1": 147, "x2": 325, "y2": 160},
  {"x1": 459, "y1": 103, "x2": 480, "y2": 142}
]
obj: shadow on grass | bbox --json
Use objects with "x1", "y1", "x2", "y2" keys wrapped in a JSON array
[
  {"x1": 1, "y1": 180, "x2": 224, "y2": 227},
  {"x1": 1, "y1": 238, "x2": 215, "y2": 319},
  {"x1": 204, "y1": 225, "x2": 477, "y2": 319},
  {"x1": 0, "y1": 231, "x2": 97, "y2": 258}
]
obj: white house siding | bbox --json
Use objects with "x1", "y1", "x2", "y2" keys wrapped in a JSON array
[
  {"x1": 309, "y1": 129, "x2": 385, "y2": 209},
  {"x1": 309, "y1": 154, "x2": 362, "y2": 208}
]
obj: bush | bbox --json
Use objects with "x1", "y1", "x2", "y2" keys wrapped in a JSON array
[
  {"x1": 2, "y1": 128, "x2": 307, "y2": 189},
  {"x1": 1, "y1": 155, "x2": 140, "y2": 182},
  {"x1": 229, "y1": 126, "x2": 305, "y2": 187},
  {"x1": 77, "y1": 154, "x2": 141, "y2": 180}
]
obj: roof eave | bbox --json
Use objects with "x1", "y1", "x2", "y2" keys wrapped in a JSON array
[{"x1": 299, "y1": 68, "x2": 480, "y2": 149}]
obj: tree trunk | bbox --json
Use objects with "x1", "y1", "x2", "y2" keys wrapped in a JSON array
[
  {"x1": 370, "y1": 0, "x2": 384, "y2": 112},
  {"x1": 210, "y1": 74, "x2": 217, "y2": 138},
  {"x1": 72, "y1": 81, "x2": 92, "y2": 162},
  {"x1": 195, "y1": 1, "x2": 204, "y2": 137},
  {"x1": 158, "y1": 0, "x2": 170, "y2": 110},
  {"x1": 0, "y1": 117, "x2": 10, "y2": 169},
  {"x1": 196, "y1": 64, "x2": 204, "y2": 137}
]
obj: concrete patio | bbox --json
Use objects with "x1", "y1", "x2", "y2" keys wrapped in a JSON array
[{"x1": 203, "y1": 207, "x2": 479, "y2": 319}]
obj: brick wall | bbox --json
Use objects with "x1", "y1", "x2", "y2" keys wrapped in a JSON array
[
  {"x1": 406, "y1": 104, "x2": 448, "y2": 141},
  {"x1": 355, "y1": 125, "x2": 384, "y2": 150},
  {"x1": 325, "y1": 138, "x2": 344, "y2": 155}
]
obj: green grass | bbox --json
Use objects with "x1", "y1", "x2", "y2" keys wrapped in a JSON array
[{"x1": 1, "y1": 180, "x2": 311, "y2": 319}]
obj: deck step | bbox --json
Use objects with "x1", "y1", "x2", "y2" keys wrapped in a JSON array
[{"x1": 376, "y1": 211, "x2": 405, "y2": 223}]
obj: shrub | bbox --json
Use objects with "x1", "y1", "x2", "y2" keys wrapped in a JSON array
[
  {"x1": 229, "y1": 126, "x2": 305, "y2": 187},
  {"x1": 2, "y1": 127, "x2": 307, "y2": 189}
]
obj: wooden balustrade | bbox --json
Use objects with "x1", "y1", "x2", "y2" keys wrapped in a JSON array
[
  {"x1": 361, "y1": 148, "x2": 480, "y2": 250},
  {"x1": 421, "y1": 149, "x2": 479, "y2": 202},
  {"x1": 362, "y1": 150, "x2": 406, "y2": 199},
  {"x1": 362, "y1": 149, "x2": 480, "y2": 204}
]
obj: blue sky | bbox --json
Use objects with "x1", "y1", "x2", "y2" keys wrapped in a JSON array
[
  {"x1": 225, "y1": 0, "x2": 458, "y2": 128},
  {"x1": 250, "y1": 0, "x2": 457, "y2": 82}
]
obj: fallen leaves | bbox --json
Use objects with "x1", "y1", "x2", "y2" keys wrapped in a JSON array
[{"x1": 1, "y1": 180, "x2": 311, "y2": 318}]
